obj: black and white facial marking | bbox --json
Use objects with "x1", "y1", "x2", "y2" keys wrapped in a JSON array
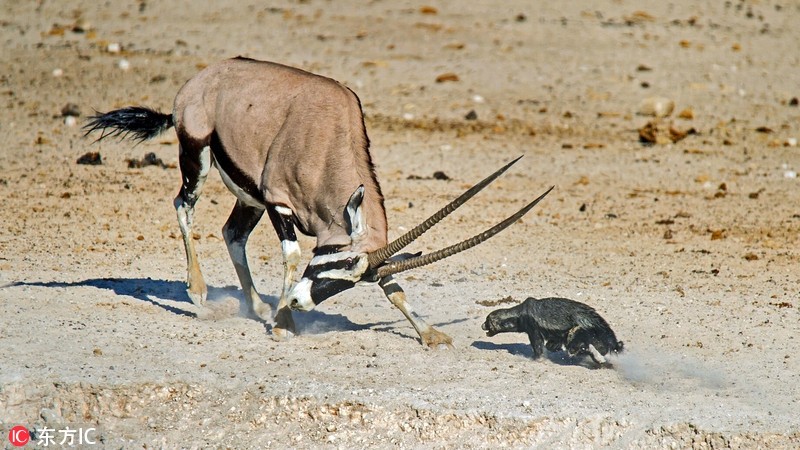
[
  {"x1": 289, "y1": 185, "x2": 374, "y2": 311},
  {"x1": 288, "y1": 249, "x2": 371, "y2": 310}
]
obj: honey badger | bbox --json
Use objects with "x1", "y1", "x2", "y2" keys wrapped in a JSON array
[{"x1": 482, "y1": 297, "x2": 623, "y2": 366}]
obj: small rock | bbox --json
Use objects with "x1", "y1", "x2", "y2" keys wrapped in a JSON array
[
  {"x1": 64, "y1": 116, "x2": 77, "y2": 127},
  {"x1": 785, "y1": 138, "x2": 797, "y2": 147},
  {"x1": 52, "y1": 68, "x2": 64, "y2": 77},
  {"x1": 464, "y1": 110, "x2": 478, "y2": 120},
  {"x1": 435, "y1": 72, "x2": 460, "y2": 83},
  {"x1": 638, "y1": 97, "x2": 675, "y2": 117},
  {"x1": 127, "y1": 152, "x2": 167, "y2": 169},
  {"x1": 71, "y1": 19, "x2": 92, "y2": 33},
  {"x1": 789, "y1": 97, "x2": 799, "y2": 107},
  {"x1": 61, "y1": 103, "x2": 81, "y2": 117},
  {"x1": 118, "y1": 59, "x2": 131, "y2": 70},
  {"x1": 432, "y1": 171, "x2": 450, "y2": 180},
  {"x1": 77, "y1": 152, "x2": 102, "y2": 165},
  {"x1": 784, "y1": 170, "x2": 797, "y2": 179},
  {"x1": 107, "y1": 42, "x2": 121, "y2": 54}
]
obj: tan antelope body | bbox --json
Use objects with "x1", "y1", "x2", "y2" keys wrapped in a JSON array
[{"x1": 85, "y1": 57, "x2": 552, "y2": 347}]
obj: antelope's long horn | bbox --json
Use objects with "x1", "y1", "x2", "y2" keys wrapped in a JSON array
[
  {"x1": 375, "y1": 186, "x2": 554, "y2": 279},
  {"x1": 367, "y1": 155, "x2": 524, "y2": 268}
]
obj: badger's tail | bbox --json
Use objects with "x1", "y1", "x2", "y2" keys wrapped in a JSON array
[{"x1": 83, "y1": 106, "x2": 173, "y2": 144}]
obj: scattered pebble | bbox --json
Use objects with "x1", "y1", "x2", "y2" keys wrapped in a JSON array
[
  {"x1": 435, "y1": 72, "x2": 460, "y2": 83},
  {"x1": 61, "y1": 103, "x2": 81, "y2": 117},
  {"x1": 402, "y1": 112, "x2": 414, "y2": 120},
  {"x1": 64, "y1": 116, "x2": 77, "y2": 127},
  {"x1": 127, "y1": 152, "x2": 170, "y2": 169},
  {"x1": 118, "y1": 59, "x2": 131, "y2": 70},
  {"x1": 638, "y1": 97, "x2": 674, "y2": 117},
  {"x1": 472, "y1": 94, "x2": 485, "y2": 103},
  {"x1": 638, "y1": 121, "x2": 695, "y2": 145},
  {"x1": 785, "y1": 138, "x2": 797, "y2": 147},
  {"x1": 107, "y1": 42, "x2": 121, "y2": 54},
  {"x1": 784, "y1": 171, "x2": 797, "y2": 179},
  {"x1": 464, "y1": 110, "x2": 478, "y2": 121},
  {"x1": 407, "y1": 171, "x2": 451, "y2": 181},
  {"x1": 77, "y1": 152, "x2": 102, "y2": 165},
  {"x1": 52, "y1": 68, "x2": 64, "y2": 77}
]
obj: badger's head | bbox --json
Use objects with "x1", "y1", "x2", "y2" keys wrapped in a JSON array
[{"x1": 481, "y1": 307, "x2": 522, "y2": 337}]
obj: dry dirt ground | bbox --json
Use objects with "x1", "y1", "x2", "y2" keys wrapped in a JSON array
[{"x1": 1, "y1": 1, "x2": 799, "y2": 448}]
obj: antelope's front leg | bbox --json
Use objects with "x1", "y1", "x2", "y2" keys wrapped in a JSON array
[
  {"x1": 268, "y1": 206, "x2": 300, "y2": 340},
  {"x1": 379, "y1": 276, "x2": 453, "y2": 349}
]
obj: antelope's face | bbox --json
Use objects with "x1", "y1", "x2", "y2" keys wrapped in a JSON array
[
  {"x1": 288, "y1": 158, "x2": 553, "y2": 313},
  {"x1": 288, "y1": 249, "x2": 373, "y2": 311},
  {"x1": 482, "y1": 308, "x2": 521, "y2": 337}
]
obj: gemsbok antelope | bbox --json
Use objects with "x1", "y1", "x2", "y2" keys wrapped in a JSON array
[{"x1": 84, "y1": 57, "x2": 552, "y2": 347}]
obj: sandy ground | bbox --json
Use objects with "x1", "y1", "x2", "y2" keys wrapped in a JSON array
[{"x1": 1, "y1": 0, "x2": 799, "y2": 448}]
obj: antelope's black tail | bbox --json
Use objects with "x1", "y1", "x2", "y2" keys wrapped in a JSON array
[{"x1": 83, "y1": 106, "x2": 173, "y2": 144}]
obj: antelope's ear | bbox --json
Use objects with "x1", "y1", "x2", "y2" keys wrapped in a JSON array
[{"x1": 344, "y1": 185, "x2": 367, "y2": 243}]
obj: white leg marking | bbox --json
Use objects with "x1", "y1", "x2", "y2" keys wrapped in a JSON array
[
  {"x1": 198, "y1": 146, "x2": 211, "y2": 180},
  {"x1": 281, "y1": 240, "x2": 302, "y2": 269},
  {"x1": 274, "y1": 205, "x2": 293, "y2": 216}
]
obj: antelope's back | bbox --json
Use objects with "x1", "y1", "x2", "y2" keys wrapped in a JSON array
[{"x1": 173, "y1": 57, "x2": 387, "y2": 250}]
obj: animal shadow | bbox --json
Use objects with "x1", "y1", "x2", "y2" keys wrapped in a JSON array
[
  {"x1": 5, "y1": 278, "x2": 386, "y2": 335},
  {"x1": 7, "y1": 277, "x2": 212, "y2": 317},
  {"x1": 471, "y1": 340, "x2": 605, "y2": 369}
]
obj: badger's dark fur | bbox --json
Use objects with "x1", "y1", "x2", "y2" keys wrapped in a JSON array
[{"x1": 482, "y1": 297, "x2": 623, "y2": 366}]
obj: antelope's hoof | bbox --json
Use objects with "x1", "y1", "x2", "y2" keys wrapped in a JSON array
[
  {"x1": 186, "y1": 287, "x2": 207, "y2": 307},
  {"x1": 421, "y1": 329, "x2": 454, "y2": 349},
  {"x1": 249, "y1": 302, "x2": 273, "y2": 322},
  {"x1": 271, "y1": 326, "x2": 296, "y2": 341}
]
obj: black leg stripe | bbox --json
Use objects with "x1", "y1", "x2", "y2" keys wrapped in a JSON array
[{"x1": 379, "y1": 279, "x2": 404, "y2": 296}]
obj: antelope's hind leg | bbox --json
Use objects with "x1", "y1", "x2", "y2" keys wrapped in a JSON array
[
  {"x1": 267, "y1": 206, "x2": 301, "y2": 340},
  {"x1": 379, "y1": 276, "x2": 453, "y2": 349},
  {"x1": 174, "y1": 143, "x2": 211, "y2": 306},
  {"x1": 222, "y1": 200, "x2": 268, "y2": 320}
]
